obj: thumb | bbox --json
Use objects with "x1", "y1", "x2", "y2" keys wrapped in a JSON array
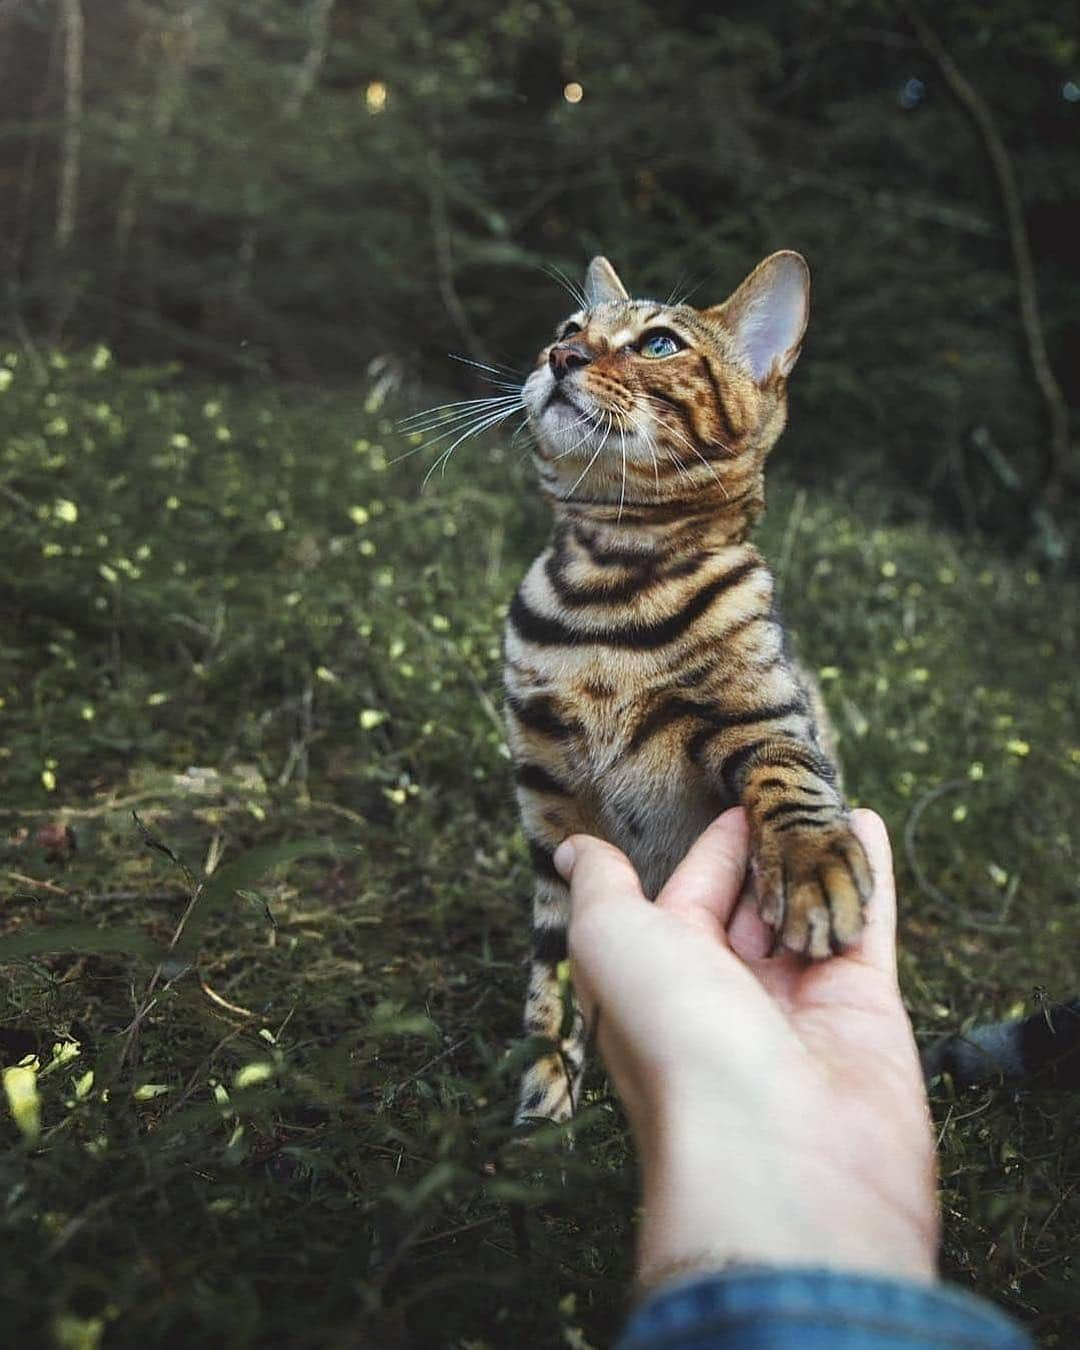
[
  {"x1": 556, "y1": 833, "x2": 647, "y2": 924},
  {"x1": 655, "y1": 807, "x2": 750, "y2": 938},
  {"x1": 557, "y1": 834, "x2": 651, "y2": 997}
]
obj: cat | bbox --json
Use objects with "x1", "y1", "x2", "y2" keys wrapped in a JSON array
[
  {"x1": 922, "y1": 998, "x2": 1080, "y2": 1092},
  {"x1": 504, "y1": 251, "x2": 874, "y2": 1124}
]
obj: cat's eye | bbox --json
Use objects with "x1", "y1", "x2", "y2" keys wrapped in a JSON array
[
  {"x1": 557, "y1": 321, "x2": 582, "y2": 340},
  {"x1": 638, "y1": 330, "x2": 683, "y2": 359}
]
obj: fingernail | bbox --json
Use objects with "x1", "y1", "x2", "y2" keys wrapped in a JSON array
[{"x1": 553, "y1": 838, "x2": 576, "y2": 879}]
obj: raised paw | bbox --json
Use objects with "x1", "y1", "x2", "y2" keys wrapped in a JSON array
[{"x1": 753, "y1": 818, "x2": 872, "y2": 959}]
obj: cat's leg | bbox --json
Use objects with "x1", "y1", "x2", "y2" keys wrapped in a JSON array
[
  {"x1": 512, "y1": 777, "x2": 598, "y2": 1125},
  {"x1": 516, "y1": 873, "x2": 585, "y2": 1124},
  {"x1": 694, "y1": 728, "x2": 871, "y2": 959}
]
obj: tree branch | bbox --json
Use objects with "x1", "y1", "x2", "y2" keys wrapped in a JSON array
[
  {"x1": 285, "y1": 0, "x2": 336, "y2": 120},
  {"x1": 427, "y1": 146, "x2": 489, "y2": 365},
  {"x1": 901, "y1": 2, "x2": 1073, "y2": 501},
  {"x1": 54, "y1": 0, "x2": 83, "y2": 255}
]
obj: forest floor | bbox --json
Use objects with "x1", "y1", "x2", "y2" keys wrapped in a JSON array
[{"x1": 1, "y1": 348, "x2": 1077, "y2": 1348}]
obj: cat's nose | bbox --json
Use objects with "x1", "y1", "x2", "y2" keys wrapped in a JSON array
[{"x1": 549, "y1": 342, "x2": 592, "y2": 381}]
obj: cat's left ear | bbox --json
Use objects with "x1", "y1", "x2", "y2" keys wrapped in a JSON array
[
  {"x1": 709, "y1": 251, "x2": 810, "y2": 383},
  {"x1": 584, "y1": 256, "x2": 630, "y2": 307}
]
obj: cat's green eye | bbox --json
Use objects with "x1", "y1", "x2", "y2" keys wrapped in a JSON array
[{"x1": 638, "y1": 331, "x2": 683, "y2": 359}]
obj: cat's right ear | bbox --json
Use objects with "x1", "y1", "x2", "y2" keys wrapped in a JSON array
[
  {"x1": 584, "y1": 256, "x2": 630, "y2": 307},
  {"x1": 708, "y1": 251, "x2": 810, "y2": 384}
]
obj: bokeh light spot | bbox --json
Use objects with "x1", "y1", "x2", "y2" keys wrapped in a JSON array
[
  {"x1": 563, "y1": 82, "x2": 583, "y2": 104},
  {"x1": 366, "y1": 81, "x2": 388, "y2": 114},
  {"x1": 899, "y1": 77, "x2": 925, "y2": 110}
]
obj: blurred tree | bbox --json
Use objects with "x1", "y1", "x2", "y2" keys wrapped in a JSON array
[{"x1": 0, "y1": 0, "x2": 1075, "y2": 554}]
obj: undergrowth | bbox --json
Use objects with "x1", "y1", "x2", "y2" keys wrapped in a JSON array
[{"x1": 0, "y1": 347, "x2": 1077, "y2": 1347}]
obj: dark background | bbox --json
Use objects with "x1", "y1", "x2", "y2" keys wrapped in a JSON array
[{"x1": 1, "y1": 0, "x2": 1077, "y2": 556}]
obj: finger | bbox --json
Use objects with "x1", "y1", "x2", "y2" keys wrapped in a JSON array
[
  {"x1": 559, "y1": 833, "x2": 650, "y2": 958},
  {"x1": 844, "y1": 809, "x2": 897, "y2": 977},
  {"x1": 556, "y1": 833, "x2": 645, "y2": 914},
  {"x1": 559, "y1": 834, "x2": 652, "y2": 1019},
  {"x1": 655, "y1": 807, "x2": 750, "y2": 936},
  {"x1": 727, "y1": 873, "x2": 774, "y2": 960}
]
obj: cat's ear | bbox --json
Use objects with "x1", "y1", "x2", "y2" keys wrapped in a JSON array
[
  {"x1": 709, "y1": 251, "x2": 809, "y2": 383},
  {"x1": 584, "y1": 256, "x2": 630, "y2": 307}
]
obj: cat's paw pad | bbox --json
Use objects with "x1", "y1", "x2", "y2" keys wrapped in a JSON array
[{"x1": 755, "y1": 820, "x2": 872, "y2": 959}]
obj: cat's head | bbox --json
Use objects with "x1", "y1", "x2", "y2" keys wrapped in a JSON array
[{"x1": 522, "y1": 252, "x2": 809, "y2": 514}]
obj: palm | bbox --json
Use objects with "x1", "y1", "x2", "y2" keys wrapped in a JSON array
[{"x1": 755, "y1": 951, "x2": 912, "y2": 1073}]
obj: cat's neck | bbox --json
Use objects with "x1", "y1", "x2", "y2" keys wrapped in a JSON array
[{"x1": 547, "y1": 488, "x2": 762, "y2": 558}]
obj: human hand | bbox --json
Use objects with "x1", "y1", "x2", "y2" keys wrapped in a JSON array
[{"x1": 554, "y1": 807, "x2": 939, "y2": 1291}]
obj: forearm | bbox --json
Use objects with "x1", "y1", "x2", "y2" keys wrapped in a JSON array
[{"x1": 635, "y1": 1080, "x2": 938, "y2": 1290}]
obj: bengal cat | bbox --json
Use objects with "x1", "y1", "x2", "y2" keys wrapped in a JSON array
[{"x1": 505, "y1": 252, "x2": 873, "y2": 1124}]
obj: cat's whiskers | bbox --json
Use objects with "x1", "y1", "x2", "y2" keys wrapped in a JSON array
[
  {"x1": 617, "y1": 417, "x2": 628, "y2": 522},
  {"x1": 399, "y1": 396, "x2": 522, "y2": 440},
  {"x1": 668, "y1": 272, "x2": 714, "y2": 308},
  {"x1": 449, "y1": 353, "x2": 526, "y2": 384},
  {"x1": 564, "y1": 411, "x2": 611, "y2": 499},
  {"x1": 638, "y1": 394, "x2": 728, "y2": 497},
  {"x1": 409, "y1": 400, "x2": 524, "y2": 485},
  {"x1": 421, "y1": 412, "x2": 517, "y2": 487},
  {"x1": 622, "y1": 404, "x2": 662, "y2": 494},
  {"x1": 551, "y1": 407, "x2": 604, "y2": 461},
  {"x1": 543, "y1": 264, "x2": 588, "y2": 311},
  {"x1": 393, "y1": 395, "x2": 524, "y2": 468},
  {"x1": 664, "y1": 271, "x2": 690, "y2": 307},
  {"x1": 665, "y1": 448, "x2": 692, "y2": 484},
  {"x1": 510, "y1": 412, "x2": 534, "y2": 445},
  {"x1": 399, "y1": 393, "x2": 521, "y2": 430},
  {"x1": 404, "y1": 380, "x2": 523, "y2": 411}
]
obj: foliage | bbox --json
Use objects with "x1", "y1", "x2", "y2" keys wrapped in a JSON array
[
  {"x1": 0, "y1": 1, "x2": 1077, "y2": 551},
  {"x1": 0, "y1": 351, "x2": 1077, "y2": 1346}
]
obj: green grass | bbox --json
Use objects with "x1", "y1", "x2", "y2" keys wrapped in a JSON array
[{"x1": 0, "y1": 346, "x2": 1077, "y2": 1347}]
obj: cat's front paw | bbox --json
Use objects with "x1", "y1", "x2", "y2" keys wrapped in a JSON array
[{"x1": 754, "y1": 818, "x2": 872, "y2": 959}]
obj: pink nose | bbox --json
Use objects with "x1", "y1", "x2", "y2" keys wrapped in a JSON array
[{"x1": 549, "y1": 342, "x2": 592, "y2": 381}]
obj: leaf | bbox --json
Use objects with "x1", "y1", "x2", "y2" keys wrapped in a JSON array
[
  {"x1": 2, "y1": 1063, "x2": 41, "y2": 1142},
  {"x1": 234, "y1": 889, "x2": 278, "y2": 930},
  {"x1": 133, "y1": 1083, "x2": 172, "y2": 1101},
  {"x1": 391, "y1": 1160, "x2": 460, "y2": 1213},
  {"x1": 0, "y1": 925, "x2": 160, "y2": 962},
  {"x1": 234, "y1": 1062, "x2": 274, "y2": 1089},
  {"x1": 131, "y1": 810, "x2": 199, "y2": 890},
  {"x1": 179, "y1": 838, "x2": 342, "y2": 949}
]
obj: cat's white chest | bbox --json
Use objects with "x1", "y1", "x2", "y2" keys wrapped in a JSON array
[{"x1": 575, "y1": 688, "x2": 724, "y2": 898}]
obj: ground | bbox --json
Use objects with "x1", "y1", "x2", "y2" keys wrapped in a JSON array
[{"x1": 0, "y1": 347, "x2": 1077, "y2": 1347}]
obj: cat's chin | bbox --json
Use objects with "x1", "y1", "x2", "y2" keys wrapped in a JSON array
[
  {"x1": 532, "y1": 399, "x2": 600, "y2": 452},
  {"x1": 540, "y1": 390, "x2": 589, "y2": 424}
]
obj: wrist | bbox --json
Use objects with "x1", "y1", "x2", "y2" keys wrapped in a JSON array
[{"x1": 634, "y1": 1083, "x2": 939, "y2": 1291}]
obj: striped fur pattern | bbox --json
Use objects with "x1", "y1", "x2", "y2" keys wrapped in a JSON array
[{"x1": 508, "y1": 253, "x2": 873, "y2": 1124}]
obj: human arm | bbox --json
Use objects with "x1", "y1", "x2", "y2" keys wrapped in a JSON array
[{"x1": 555, "y1": 808, "x2": 1032, "y2": 1347}]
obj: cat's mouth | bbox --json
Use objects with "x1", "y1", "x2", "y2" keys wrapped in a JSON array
[{"x1": 543, "y1": 386, "x2": 581, "y2": 414}]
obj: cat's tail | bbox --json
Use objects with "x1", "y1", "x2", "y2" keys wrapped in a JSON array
[{"x1": 921, "y1": 998, "x2": 1080, "y2": 1090}]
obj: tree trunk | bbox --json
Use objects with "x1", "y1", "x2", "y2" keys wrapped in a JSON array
[
  {"x1": 55, "y1": 0, "x2": 83, "y2": 256},
  {"x1": 285, "y1": 0, "x2": 336, "y2": 120}
]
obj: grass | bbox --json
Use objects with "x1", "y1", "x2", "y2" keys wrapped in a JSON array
[{"x1": 0, "y1": 345, "x2": 1077, "y2": 1347}]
